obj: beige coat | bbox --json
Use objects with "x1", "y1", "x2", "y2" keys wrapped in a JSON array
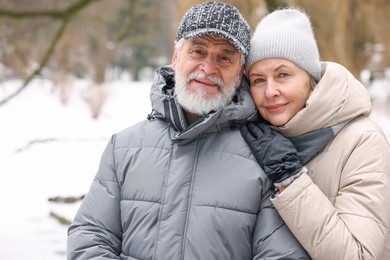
[{"x1": 272, "y1": 62, "x2": 390, "y2": 259}]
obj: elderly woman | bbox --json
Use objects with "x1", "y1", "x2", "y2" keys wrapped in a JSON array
[{"x1": 241, "y1": 8, "x2": 390, "y2": 260}]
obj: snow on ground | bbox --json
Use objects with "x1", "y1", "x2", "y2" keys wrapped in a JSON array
[
  {"x1": 0, "y1": 78, "x2": 152, "y2": 260},
  {"x1": 0, "y1": 77, "x2": 389, "y2": 259}
]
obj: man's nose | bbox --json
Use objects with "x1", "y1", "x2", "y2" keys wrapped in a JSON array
[{"x1": 199, "y1": 56, "x2": 219, "y2": 75}]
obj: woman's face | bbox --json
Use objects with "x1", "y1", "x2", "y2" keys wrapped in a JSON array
[{"x1": 248, "y1": 58, "x2": 312, "y2": 126}]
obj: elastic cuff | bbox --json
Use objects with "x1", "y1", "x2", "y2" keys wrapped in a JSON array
[{"x1": 274, "y1": 167, "x2": 305, "y2": 190}]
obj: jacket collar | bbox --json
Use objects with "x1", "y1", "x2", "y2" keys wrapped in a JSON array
[
  {"x1": 149, "y1": 65, "x2": 258, "y2": 142},
  {"x1": 276, "y1": 62, "x2": 371, "y2": 137}
]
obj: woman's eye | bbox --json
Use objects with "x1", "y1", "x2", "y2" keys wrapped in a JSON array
[
  {"x1": 252, "y1": 78, "x2": 265, "y2": 85},
  {"x1": 279, "y1": 72, "x2": 289, "y2": 78}
]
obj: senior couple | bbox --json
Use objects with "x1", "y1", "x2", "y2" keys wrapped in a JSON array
[{"x1": 67, "y1": 1, "x2": 390, "y2": 259}]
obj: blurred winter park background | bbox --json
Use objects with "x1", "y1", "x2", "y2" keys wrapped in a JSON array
[{"x1": 0, "y1": 0, "x2": 389, "y2": 259}]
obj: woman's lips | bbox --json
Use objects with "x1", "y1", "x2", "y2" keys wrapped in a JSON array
[{"x1": 266, "y1": 103, "x2": 286, "y2": 112}]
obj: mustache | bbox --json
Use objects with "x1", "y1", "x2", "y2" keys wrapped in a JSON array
[{"x1": 187, "y1": 71, "x2": 224, "y2": 89}]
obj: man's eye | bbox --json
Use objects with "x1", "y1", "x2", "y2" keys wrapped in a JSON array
[
  {"x1": 220, "y1": 56, "x2": 232, "y2": 62},
  {"x1": 192, "y1": 49, "x2": 205, "y2": 56}
]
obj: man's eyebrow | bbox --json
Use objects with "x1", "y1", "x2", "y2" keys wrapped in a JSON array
[
  {"x1": 189, "y1": 38, "x2": 237, "y2": 55},
  {"x1": 190, "y1": 39, "x2": 207, "y2": 47},
  {"x1": 221, "y1": 48, "x2": 237, "y2": 55}
]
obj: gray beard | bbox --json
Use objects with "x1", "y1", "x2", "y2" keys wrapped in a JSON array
[{"x1": 174, "y1": 69, "x2": 239, "y2": 116}]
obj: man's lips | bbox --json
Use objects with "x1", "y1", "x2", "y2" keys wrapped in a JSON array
[{"x1": 193, "y1": 79, "x2": 219, "y2": 87}]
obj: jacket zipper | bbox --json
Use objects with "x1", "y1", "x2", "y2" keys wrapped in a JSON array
[
  {"x1": 152, "y1": 138, "x2": 175, "y2": 260},
  {"x1": 180, "y1": 136, "x2": 200, "y2": 260}
]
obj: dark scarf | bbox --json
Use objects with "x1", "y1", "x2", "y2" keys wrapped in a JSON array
[{"x1": 288, "y1": 120, "x2": 350, "y2": 164}]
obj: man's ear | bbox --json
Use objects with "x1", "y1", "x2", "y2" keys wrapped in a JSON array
[
  {"x1": 236, "y1": 67, "x2": 245, "y2": 88},
  {"x1": 239, "y1": 67, "x2": 244, "y2": 79},
  {"x1": 172, "y1": 40, "x2": 178, "y2": 71}
]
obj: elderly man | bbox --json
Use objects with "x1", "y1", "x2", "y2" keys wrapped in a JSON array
[{"x1": 67, "y1": 2, "x2": 309, "y2": 259}]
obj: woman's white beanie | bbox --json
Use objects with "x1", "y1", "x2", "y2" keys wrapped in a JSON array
[{"x1": 246, "y1": 8, "x2": 321, "y2": 82}]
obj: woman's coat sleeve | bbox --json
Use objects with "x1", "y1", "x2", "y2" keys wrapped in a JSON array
[{"x1": 272, "y1": 131, "x2": 390, "y2": 259}]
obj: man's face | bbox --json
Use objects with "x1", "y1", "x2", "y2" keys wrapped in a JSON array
[{"x1": 172, "y1": 35, "x2": 243, "y2": 115}]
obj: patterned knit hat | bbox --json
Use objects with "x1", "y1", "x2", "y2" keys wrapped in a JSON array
[
  {"x1": 246, "y1": 8, "x2": 321, "y2": 81},
  {"x1": 176, "y1": 1, "x2": 251, "y2": 57}
]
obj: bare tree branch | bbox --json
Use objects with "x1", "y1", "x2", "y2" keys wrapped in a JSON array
[
  {"x1": 0, "y1": 18, "x2": 69, "y2": 106},
  {"x1": 0, "y1": 0, "x2": 103, "y2": 106},
  {"x1": 0, "y1": 9, "x2": 64, "y2": 19},
  {"x1": 65, "y1": 0, "x2": 102, "y2": 18},
  {"x1": 113, "y1": 0, "x2": 135, "y2": 44},
  {"x1": 0, "y1": 0, "x2": 99, "y2": 19}
]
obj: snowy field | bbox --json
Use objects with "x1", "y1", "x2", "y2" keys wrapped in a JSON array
[
  {"x1": 0, "y1": 78, "x2": 152, "y2": 260},
  {"x1": 0, "y1": 77, "x2": 389, "y2": 260}
]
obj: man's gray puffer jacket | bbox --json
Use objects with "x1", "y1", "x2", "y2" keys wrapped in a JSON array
[{"x1": 67, "y1": 66, "x2": 309, "y2": 260}]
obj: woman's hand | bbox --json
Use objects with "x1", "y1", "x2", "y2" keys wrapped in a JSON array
[{"x1": 240, "y1": 122, "x2": 303, "y2": 187}]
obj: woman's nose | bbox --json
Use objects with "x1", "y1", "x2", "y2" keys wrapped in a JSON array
[{"x1": 265, "y1": 81, "x2": 280, "y2": 99}]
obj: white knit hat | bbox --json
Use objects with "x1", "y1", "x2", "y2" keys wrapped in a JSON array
[{"x1": 246, "y1": 8, "x2": 321, "y2": 81}]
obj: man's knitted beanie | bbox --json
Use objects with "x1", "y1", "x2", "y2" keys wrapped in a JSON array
[
  {"x1": 246, "y1": 8, "x2": 321, "y2": 81},
  {"x1": 176, "y1": 1, "x2": 251, "y2": 57}
]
